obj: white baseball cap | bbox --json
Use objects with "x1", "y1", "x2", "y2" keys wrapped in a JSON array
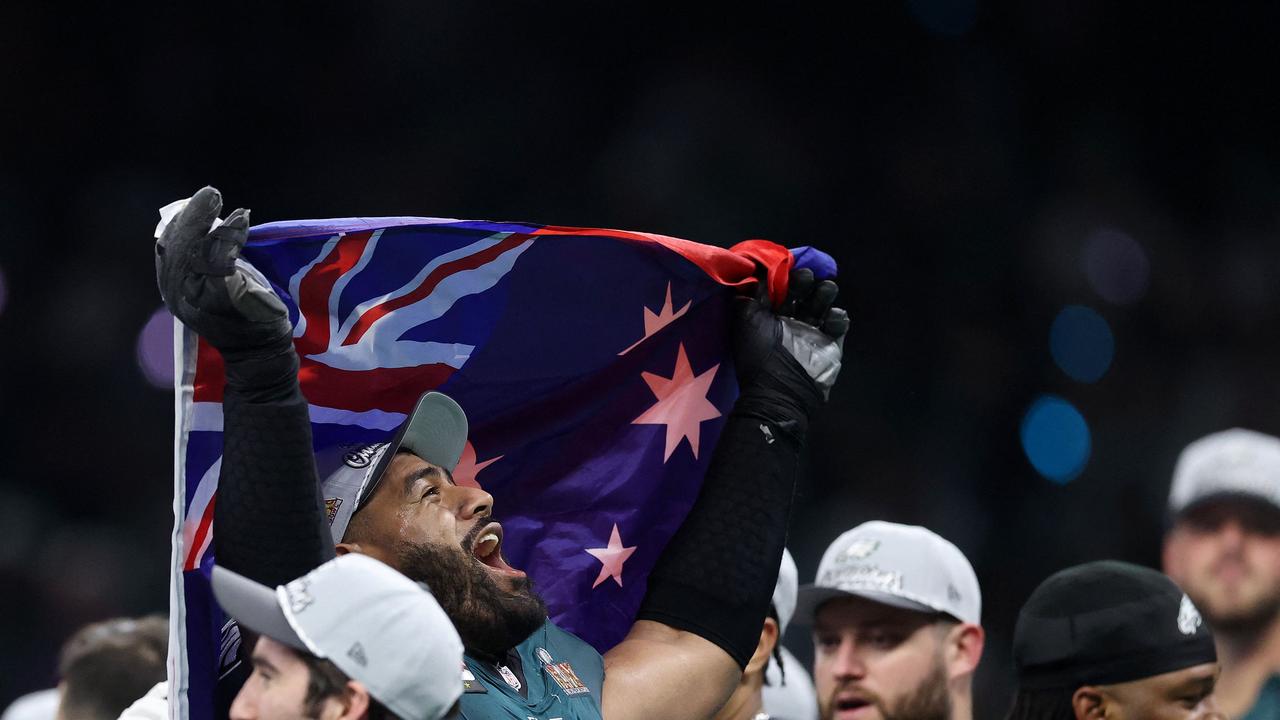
[
  {"x1": 212, "y1": 554, "x2": 464, "y2": 720},
  {"x1": 772, "y1": 548, "x2": 799, "y2": 638},
  {"x1": 1169, "y1": 428, "x2": 1280, "y2": 514},
  {"x1": 320, "y1": 391, "x2": 470, "y2": 543},
  {"x1": 794, "y1": 520, "x2": 981, "y2": 625}
]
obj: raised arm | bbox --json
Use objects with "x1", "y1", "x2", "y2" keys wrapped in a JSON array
[
  {"x1": 155, "y1": 187, "x2": 334, "y2": 587},
  {"x1": 602, "y1": 269, "x2": 847, "y2": 720}
]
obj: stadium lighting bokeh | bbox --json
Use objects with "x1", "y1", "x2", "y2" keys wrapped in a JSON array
[
  {"x1": 1083, "y1": 228, "x2": 1150, "y2": 305},
  {"x1": 1050, "y1": 305, "x2": 1114, "y2": 383},
  {"x1": 137, "y1": 307, "x2": 176, "y2": 389},
  {"x1": 1020, "y1": 395, "x2": 1091, "y2": 484}
]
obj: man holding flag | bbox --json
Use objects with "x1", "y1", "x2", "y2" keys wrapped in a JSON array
[{"x1": 155, "y1": 187, "x2": 847, "y2": 720}]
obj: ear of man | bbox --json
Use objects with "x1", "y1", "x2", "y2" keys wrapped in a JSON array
[
  {"x1": 943, "y1": 622, "x2": 985, "y2": 681},
  {"x1": 744, "y1": 617, "x2": 780, "y2": 676},
  {"x1": 1071, "y1": 686, "x2": 1106, "y2": 720},
  {"x1": 333, "y1": 680, "x2": 372, "y2": 720},
  {"x1": 334, "y1": 542, "x2": 388, "y2": 565}
]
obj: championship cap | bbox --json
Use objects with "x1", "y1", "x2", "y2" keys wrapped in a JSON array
[
  {"x1": 794, "y1": 520, "x2": 981, "y2": 625},
  {"x1": 1169, "y1": 428, "x2": 1280, "y2": 515},
  {"x1": 320, "y1": 392, "x2": 469, "y2": 543},
  {"x1": 772, "y1": 548, "x2": 799, "y2": 638},
  {"x1": 1013, "y1": 560, "x2": 1216, "y2": 689},
  {"x1": 212, "y1": 554, "x2": 464, "y2": 720}
]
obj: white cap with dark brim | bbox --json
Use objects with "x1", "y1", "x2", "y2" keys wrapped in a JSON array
[
  {"x1": 212, "y1": 554, "x2": 464, "y2": 720},
  {"x1": 320, "y1": 391, "x2": 470, "y2": 543},
  {"x1": 1169, "y1": 428, "x2": 1280, "y2": 515},
  {"x1": 794, "y1": 520, "x2": 982, "y2": 626}
]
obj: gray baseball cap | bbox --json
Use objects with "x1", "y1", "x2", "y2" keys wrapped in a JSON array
[
  {"x1": 1169, "y1": 428, "x2": 1280, "y2": 515},
  {"x1": 794, "y1": 520, "x2": 981, "y2": 626},
  {"x1": 212, "y1": 554, "x2": 464, "y2": 720},
  {"x1": 321, "y1": 391, "x2": 469, "y2": 543}
]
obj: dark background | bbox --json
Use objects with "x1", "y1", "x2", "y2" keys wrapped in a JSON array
[{"x1": 4, "y1": 3, "x2": 1280, "y2": 716}]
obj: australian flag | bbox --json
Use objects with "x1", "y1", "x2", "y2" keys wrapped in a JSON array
[{"x1": 165, "y1": 214, "x2": 835, "y2": 720}]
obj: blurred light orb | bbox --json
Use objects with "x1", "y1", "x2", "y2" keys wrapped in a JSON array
[
  {"x1": 137, "y1": 307, "x2": 175, "y2": 388},
  {"x1": 1050, "y1": 305, "x2": 1113, "y2": 383},
  {"x1": 908, "y1": 0, "x2": 978, "y2": 36},
  {"x1": 1020, "y1": 395, "x2": 1091, "y2": 484},
  {"x1": 1082, "y1": 228, "x2": 1149, "y2": 305}
]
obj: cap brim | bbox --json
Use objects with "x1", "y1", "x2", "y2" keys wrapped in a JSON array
[
  {"x1": 1175, "y1": 490, "x2": 1280, "y2": 516},
  {"x1": 793, "y1": 585, "x2": 940, "y2": 626},
  {"x1": 359, "y1": 392, "x2": 469, "y2": 511},
  {"x1": 211, "y1": 566, "x2": 307, "y2": 652},
  {"x1": 400, "y1": 392, "x2": 469, "y2": 473}
]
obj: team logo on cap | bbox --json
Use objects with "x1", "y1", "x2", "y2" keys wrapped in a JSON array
[
  {"x1": 284, "y1": 578, "x2": 315, "y2": 614},
  {"x1": 821, "y1": 564, "x2": 903, "y2": 592},
  {"x1": 841, "y1": 539, "x2": 880, "y2": 560},
  {"x1": 347, "y1": 642, "x2": 368, "y2": 667},
  {"x1": 1177, "y1": 594, "x2": 1203, "y2": 636},
  {"x1": 324, "y1": 498, "x2": 343, "y2": 523},
  {"x1": 344, "y1": 444, "x2": 384, "y2": 469}
]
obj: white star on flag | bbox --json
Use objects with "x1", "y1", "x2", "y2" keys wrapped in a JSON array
[
  {"x1": 632, "y1": 343, "x2": 721, "y2": 461},
  {"x1": 585, "y1": 523, "x2": 637, "y2": 588},
  {"x1": 619, "y1": 282, "x2": 691, "y2": 355}
]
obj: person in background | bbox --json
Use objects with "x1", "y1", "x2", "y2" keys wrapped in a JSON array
[
  {"x1": 763, "y1": 548, "x2": 819, "y2": 720},
  {"x1": 53, "y1": 616, "x2": 167, "y2": 720},
  {"x1": 212, "y1": 553, "x2": 465, "y2": 720},
  {"x1": 716, "y1": 548, "x2": 820, "y2": 720},
  {"x1": 1164, "y1": 428, "x2": 1280, "y2": 719},
  {"x1": 796, "y1": 521, "x2": 984, "y2": 720},
  {"x1": 1006, "y1": 560, "x2": 1220, "y2": 720}
]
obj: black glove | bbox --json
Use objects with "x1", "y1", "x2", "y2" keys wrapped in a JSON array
[
  {"x1": 732, "y1": 268, "x2": 848, "y2": 431},
  {"x1": 155, "y1": 187, "x2": 297, "y2": 394}
]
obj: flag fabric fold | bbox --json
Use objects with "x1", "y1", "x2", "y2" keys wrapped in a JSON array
[{"x1": 166, "y1": 215, "x2": 835, "y2": 720}]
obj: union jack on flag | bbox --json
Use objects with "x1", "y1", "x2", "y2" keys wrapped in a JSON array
[{"x1": 164, "y1": 213, "x2": 835, "y2": 720}]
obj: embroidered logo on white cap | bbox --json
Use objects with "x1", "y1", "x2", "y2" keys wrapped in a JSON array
[
  {"x1": 795, "y1": 520, "x2": 982, "y2": 626},
  {"x1": 842, "y1": 538, "x2": 880, "y2": 560}
]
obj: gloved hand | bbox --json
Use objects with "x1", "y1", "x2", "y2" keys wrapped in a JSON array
[
  {"x1": 732, "y1": 267, "x2": 848, "y2": 424},
  {"x1": 155, "y1": 186, "x2": 297, "y2": 393}
]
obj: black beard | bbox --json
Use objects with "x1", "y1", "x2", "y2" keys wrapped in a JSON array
[{"x1": 395, "y1": 539, "x2": 548, "y2": 658}]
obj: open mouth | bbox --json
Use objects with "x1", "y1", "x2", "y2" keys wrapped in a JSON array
[
  {"x1": 833, "y1": 696, "x2": 874, "y2": 717},
  {"x1": 469, "y1": 522, "x2": 526, "y2": 578}
]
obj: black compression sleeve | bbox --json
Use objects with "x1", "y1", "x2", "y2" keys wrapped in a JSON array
[
  {"x1": 213, "y1": 349, "x2": 335, "y2": 587},
  {"x1": 637, "y1": 355, "x2": 814, "y2": 668}
]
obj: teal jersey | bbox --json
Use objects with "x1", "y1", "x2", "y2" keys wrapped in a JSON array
[
  {"x1": 1241, "y1": 675, "x2": 1280, "y2": 720},
  {"x1": 460, "y1": 619, "x2": 605, "y2": 720}
]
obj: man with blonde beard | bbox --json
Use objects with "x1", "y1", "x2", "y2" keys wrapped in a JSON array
[
  {"x1": 795, "y1": 522, "x2": 984, "y2": 720},
  {"x1": 1164, "y1": 428, "x2": 1280, "y2": 719}
]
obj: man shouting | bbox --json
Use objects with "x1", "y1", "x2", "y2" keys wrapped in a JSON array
[{"x1": 155, "y1": 187, "x2": 848, "y2": 720}]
